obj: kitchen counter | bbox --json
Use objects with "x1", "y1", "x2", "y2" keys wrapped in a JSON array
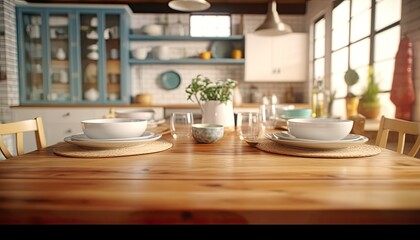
[
  {"x1": 10, "y1": 103, "x2": 310, "y2": 109},
  {"x1": 1, "y1": 129, "x2": 420, "y2": 224}
]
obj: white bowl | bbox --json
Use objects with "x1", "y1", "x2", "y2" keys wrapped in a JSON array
[
  {"x1": 287, "y1": 118, "x2": 353, "y2": 141},
  {"x1": 142, "y1": 24, "x2": 164, "y2": 36},
  {"x1": 81, "y1": 118, "x2": 147, "y2": 139},
  {"x1": 115, "y1": 109, "x2": 155, "y2": 120}
]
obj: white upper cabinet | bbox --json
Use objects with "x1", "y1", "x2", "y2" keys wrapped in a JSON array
[{"x1": 244, "y1": 32, "x2": 308, "y2": 82}]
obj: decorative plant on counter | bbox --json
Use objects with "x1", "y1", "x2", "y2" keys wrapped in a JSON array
[
  {"x1": 186, "y1": 74, "x2": 237, "y2": 114},
  {"x1": 357, "y1": 65, "x2": 381, "y2": 119}
]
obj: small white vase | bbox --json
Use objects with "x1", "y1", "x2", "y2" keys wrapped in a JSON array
[{"x1": 201, "y1": 100, "x2": 235, "y2": 127}]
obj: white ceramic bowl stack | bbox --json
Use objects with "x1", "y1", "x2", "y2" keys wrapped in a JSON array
[
  {"x1": 81, "y1": 118, "x2": 147, "y2": 139},
  {"x1": 114, "y1": 109, "x2": 155, "y2": 120},
  {"x1": 287, "y1": 118, "x2": 353, "y2": 141}
]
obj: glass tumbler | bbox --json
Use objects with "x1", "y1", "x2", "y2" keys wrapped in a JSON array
[
  {"x1": 237, "y1": 112, "x2": 261, "y2": 143},
  {"x1": 260, "y1": 104, "x2": 277, "y2": 129},
  {"x1": 170, "y1": 112, "x2": 193, "y2": 138}
]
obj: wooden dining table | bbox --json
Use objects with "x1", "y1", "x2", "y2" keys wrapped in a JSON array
[{"x1": 1, "y1": 129, "x2": 420, "y2": 224}]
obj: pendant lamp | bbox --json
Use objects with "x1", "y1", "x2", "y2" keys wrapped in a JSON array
[
  {"x1": 255, "y1": 0, "x2": 292, "y2": 36},
  {"x1": 168, "y1": 0, "x2": 211, "y2": 12}
]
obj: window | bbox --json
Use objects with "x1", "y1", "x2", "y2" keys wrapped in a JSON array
[
  {"x1": 313, "y1": 17, "x2": 326, "y2": 81},
  {"x1": 313, "y1": 0, "x2": 401, "y2": 118},
  {"x1": 190, "y1": 15, "x2": 231, "y2": 37}
]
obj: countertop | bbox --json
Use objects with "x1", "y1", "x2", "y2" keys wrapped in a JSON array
[{"x1": 10, "y1": 103, "x2": 311, "y2": 109}]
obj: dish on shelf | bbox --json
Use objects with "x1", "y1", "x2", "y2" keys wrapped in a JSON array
[
  {"x1": 160, "y1": 70, "x2": 181, "y2": 90},
  {"x1": 84, "y1": 63, "x2": 97, "y2": 84},
  {"x1": 48, "y1": 16, "x2": 68, "y2": 26},
  {"x1": 265, "y1": 133, "x2": 368, "y2": 150},
  {"x1": 210, "y1": 41, "x2": 234, "y2": 59},
  {"x1": 64, "y1": 132, "x2": 162, "y2": 149}
]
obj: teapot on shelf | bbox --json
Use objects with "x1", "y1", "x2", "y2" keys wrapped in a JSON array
[
  {"x1": 84, "y1": 88, "x2": 99, "y2": 101},
  {"x1": 56, "y1": 48, "x2": 66, "y2": 60}
]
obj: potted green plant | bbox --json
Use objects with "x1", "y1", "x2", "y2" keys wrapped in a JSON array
[
  {"x1": 358, "y1": 66, "x2": 381, "y2": 119},
  {"x1": 186, "y1": 74, "x2": 237, "y2": 127},
  {"x1": 344, "y1": 68, "x2": 360, "y2": 118}
]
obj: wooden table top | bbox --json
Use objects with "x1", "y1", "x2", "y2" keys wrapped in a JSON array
[{"x1": 1, "y1": 130, "x2": 420, "y2": 224}]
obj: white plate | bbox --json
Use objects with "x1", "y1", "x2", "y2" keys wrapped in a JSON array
[
  {"x1": 273, "y1": 131, "x2": 364, "y2": 143},
  {"x1": 64, "y1": 133, "x2": 161, "y2": 149},
  {"x1": 71, "y1": 131, "x2": 155, "y2": 142},
  {"x1": 265, "y1": 133, "x2": 368, "y2": 149}
]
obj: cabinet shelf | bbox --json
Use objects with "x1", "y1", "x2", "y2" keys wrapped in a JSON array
[
  {"x1": 129, "y1": 35, "x2": 244, "y2": 41},
  {"x1": 17, "y1": 5, "x2": 131, "y2": 105},
  {"x1": 129, "y1": 58, "x2": 244, "y2": 65}
]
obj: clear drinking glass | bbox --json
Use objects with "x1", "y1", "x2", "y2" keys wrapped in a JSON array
[
  {"x1": 260, "y1": 104, "x2": 277, "y2": 129},
  {"x1": 170, "y1": 112, "x2": 193, "y2": 138},
  {"x1": 237, "y1": 112, "x2": 261, "y2": 145}
]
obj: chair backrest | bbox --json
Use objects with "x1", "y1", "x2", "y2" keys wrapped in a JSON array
[
  {"x1": 375, "y1": 115, "x2": 420, "y2": 157},
  {"x1": 0, "y1": 117, "x2": 47, "y2": 159}
]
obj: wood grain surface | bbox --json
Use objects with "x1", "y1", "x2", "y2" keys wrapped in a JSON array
[{"x1": 1, "y1": 130, "x2": 420, "y2": 224}]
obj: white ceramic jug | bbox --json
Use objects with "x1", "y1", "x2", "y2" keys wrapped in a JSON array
[
  {"x1": 201, "y1": 100, "x2": 235, "y2": 127},
  {"x1": 56, "y1": 48, "x2": 66, "y2": 60}
]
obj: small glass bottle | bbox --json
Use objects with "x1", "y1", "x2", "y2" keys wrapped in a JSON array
[{"x1": 311, "y1": 79, "x2": 326, "y2": 118}]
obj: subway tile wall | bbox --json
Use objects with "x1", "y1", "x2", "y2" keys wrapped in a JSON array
[
  {"x1": 130, "y1": 13, "x2": 308, "y2": 105},
  {"x1": 0, "y1": 0, "x2": 18, "y2": 159}
]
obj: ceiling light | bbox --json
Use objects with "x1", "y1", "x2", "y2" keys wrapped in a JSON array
[
  {"x1": 168, "y1": 0, "x2": 211, "y2": 12},
  {"x1": 255, "y1": 0, "x2": 292, "y2": 36}
]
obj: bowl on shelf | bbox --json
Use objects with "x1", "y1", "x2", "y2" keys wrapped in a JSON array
[
  {"x1": 81, "y1": 118, "x2": 147, "y2": 139},
  {"x1": 142, "y1": 24, "x2": 164, "y2": 36},
  {"x1": 115, "y1": 109, "x2": 155, "y2": 120},
  {"x1": 287, "y1": 118, "x2": 353, "y2": 141},
  {"x1": 192, "y1": 124, "x2": 224, "y2": 144},
  {"x1": 282, "y1": 108, "x2": 312, "y2": 119}
]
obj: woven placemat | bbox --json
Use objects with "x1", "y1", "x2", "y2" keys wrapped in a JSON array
[
  {"x1": 256, "y1": 139, "x2": 381, "y2": 158},
  {"x1": 53, "y1": 139, "x2": 172, "y2": 158}
]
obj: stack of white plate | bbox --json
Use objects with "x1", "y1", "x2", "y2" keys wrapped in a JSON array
[
  {"x1": 265, "y1": 131, "x2": 368, "y2": 149},
  {"x1": 64, "y1": 131, "x2": 161, "y2": 149}
]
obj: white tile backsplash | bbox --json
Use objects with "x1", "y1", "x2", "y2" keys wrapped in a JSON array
[{"x1": 129, "y1": 12, "x2": 308, "y2": 105}]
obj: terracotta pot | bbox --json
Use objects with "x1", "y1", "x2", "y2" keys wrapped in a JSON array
[
  {"x1": 345, "y1": 97, "x2": 359, "y2": 119},
  {"x1": 357, "y1": 100, "x2": 380, "y2": 119}
]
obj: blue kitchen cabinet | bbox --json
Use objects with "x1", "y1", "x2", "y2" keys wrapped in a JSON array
[{"x1": 16, "y1": 5, "x2": 131, "y2": 105}]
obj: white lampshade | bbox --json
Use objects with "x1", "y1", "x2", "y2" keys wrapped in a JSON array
[
  {"x1": 255, "y1": 1, "x2": 292, "y2": 36},
  {"x1": 168, "y1": 0, "x2": 211, "y2": 12}
]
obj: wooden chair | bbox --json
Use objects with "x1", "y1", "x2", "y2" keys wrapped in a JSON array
[
  {"x1": 0, "y1": 117, "x2": 47, "y2": 159},
  {"x1": 375, "y1": 115, "x2": 420, "y2": 157}
]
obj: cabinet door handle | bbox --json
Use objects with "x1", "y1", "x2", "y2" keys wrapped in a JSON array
[
  {"x1": 63, "y1": 112, "x2": 70, "y2": 117},
  {"x1": 66, "y1": 129, "x2": 72, "y2": 134}
]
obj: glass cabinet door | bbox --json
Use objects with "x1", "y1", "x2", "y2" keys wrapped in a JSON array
[
  {"x1": 79, "y1": 13, "x2": 100, "y2": 102},
  {"x1": 22, "y1": 13, "x2": 44, "y2": 102},
  {"x1": 104, "y1": 13, "x2": 122, "y2": 102},
  {"x1": 48, "y1": 13, "x2": 71, "y2": 102}
]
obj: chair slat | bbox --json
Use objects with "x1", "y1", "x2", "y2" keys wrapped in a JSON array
[
  {"x1": 375, "y1": 115, "x2": 420, "y2": 157},
  {"x1": 0, "y1": 117, "x2": 46, "y2": 159}
]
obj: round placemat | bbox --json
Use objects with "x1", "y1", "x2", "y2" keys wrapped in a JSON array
[
  {"x1": 256, "y1": 139, "x2": 381, "y2": 158},
  {"x1": 53, "y1": 139, "x2": 172, "y2": 158}
]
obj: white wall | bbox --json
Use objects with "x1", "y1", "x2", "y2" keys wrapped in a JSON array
[{"x1": 129, "y1": 13, "x2": 308, "y2": 105}]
